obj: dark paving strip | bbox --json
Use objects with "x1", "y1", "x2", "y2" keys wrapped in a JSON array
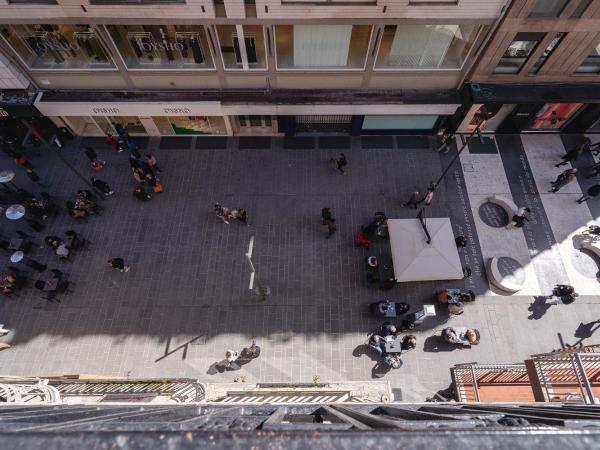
[
  {"x1": 318, "y1": 136, "x2": 350, "y2": 149},
  {"x1": 80, "y1": 136, "x2": 149, "y2": 150},
  {"x1": 239, "y1": 136, "x2": 271, "y2": 150},
  {"x1": 439, "y1": 145, "x2": 489, "y2": 295},
  {"x1": 466, "y1": 136, "x2": 498, "y2": 154},
  {"x1": 284, "y1": 136, "x2": 315, "y2": 149},
  {"x1": 396, "y1": 135, "x2": 431, "y2": 149},
  {"x1": 159, "y1": 137, "x2": 193, "y2": 150},
  {"x1": 561, "y1": 134, "x2": 600, "y2": 219},
  {"x1": 361, "y1": 136, "x2": 394, "y2": 149},
  {"x1": 496, "y1": 134, "x2": 570, "y2": 289},
  {"x1": 196, "y1": 136, "x2": 228, "y2": 149}
]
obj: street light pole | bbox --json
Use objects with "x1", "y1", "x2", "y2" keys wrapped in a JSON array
[{"x1": 20, "y1": 119, "x2": 98, "y2": 194}]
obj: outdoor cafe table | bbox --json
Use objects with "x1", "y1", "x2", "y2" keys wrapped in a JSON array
[
  {"x1": 8, "y1": 238, "x2": 24, "y2": 251},
  {"x1": 384, "y1": 335, "x2": 402, "y2": 354}
]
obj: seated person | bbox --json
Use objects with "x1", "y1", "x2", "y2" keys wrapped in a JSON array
[
  {"x1": 361, "y1": 221, "x2": 379, "y2": 239},
  {"x1": 384, "y1": 355, "x2": 402, "y2": 369},
  {"x1": 45, "y1": 236, "x2": 62, "y2": 248},
  {"x1": 395, "y1": 302, "x2": 410, "y2": 315},
  {"x1": 366, "y1": 256, "x2": 379, "y2": 283},
  {"x1": 55, "y1": 244, "x2": 70, "y2": 259},
  {"x1": 356, "y1": 233, "x2": 371, "y2": 249},
  {"x1": 401, "y1": 335, "x2": 417, "y2": 351},
  {"x1": 381, "y1": 322, "x2": 397, "y2": 337},
  {"x1": 442, "y1": 327, "x2": 463, "y2": 344},
  {"x1": 368, "y1": 334, "x2": 385, "y2": 356},
  {"x1": 133, "y1": 186, "x2": 152, "y2": 202},
  {"x1": 379, "y1": 300, "x2": 392, "y2": 314},
  {"x1": 459, "y1": 291, "x2": 476, "y2": 303},
  {"x1": 465, "y1": 329, "x2": 480, "y2": 345}
]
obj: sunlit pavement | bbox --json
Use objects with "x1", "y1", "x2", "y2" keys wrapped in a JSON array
[{"x1": 0, "y1": 134, "x2": 599, "y2": 402}]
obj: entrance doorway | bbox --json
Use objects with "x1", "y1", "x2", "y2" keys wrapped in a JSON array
[{"x1": 295, "y1": 115, "x2": 352, "y2": 134}]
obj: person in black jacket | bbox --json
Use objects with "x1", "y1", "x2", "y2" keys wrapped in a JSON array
[{"x1": 90, "y1": 177, "x2": 114, "y2": 197}]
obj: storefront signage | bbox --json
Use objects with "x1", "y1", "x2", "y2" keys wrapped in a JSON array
[
  {"x1": 92, "y1": 107, "x2": 120, "y2": 114},
  {"x1": 163, "y1": 108, "x2": 191, "y2": 114}
]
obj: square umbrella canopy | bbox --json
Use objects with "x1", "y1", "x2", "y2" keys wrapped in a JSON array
[{"x1": 387, "y1": 218, "x2": 463, "y2": 282}]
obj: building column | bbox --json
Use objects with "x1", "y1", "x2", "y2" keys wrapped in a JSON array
[{"x1": 139, "y1": 117, "x2": 161, "y2": 136}]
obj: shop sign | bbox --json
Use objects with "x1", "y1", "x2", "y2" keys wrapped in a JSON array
[
  {"x1": 92, "y1": 107, "x2": 120, "y2": 115},
  {"x1": 163, "y1": 107, "x2": 191, "y2": 115}
]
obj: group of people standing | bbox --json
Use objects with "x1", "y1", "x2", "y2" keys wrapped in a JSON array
[{"x1": 551, "y1": 138, "x2": 600, "y2": 204}]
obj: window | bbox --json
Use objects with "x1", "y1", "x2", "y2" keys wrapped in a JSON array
[
  {"x1": 575, "y1": 43, "x2": 600, "y2": 74},
  {"x1": 529, "y1": 0, "x2": 568, "y2": 18},
  {"x1": 375, "y1": 24, "x2": 482, "y2": 70},
  {"x1": 527, "y1": 103, "x2": 583, "y2": 131},
  {"x1": 529, "y1": 32, "x2": 565, "y2": 75},
  {"x1": 216, "y1": 25, "x2": 266, "y2": 70},
  {"x1": 571, "y1": 0, "x2": 593, "y2": 18},
  {"x1": 106, "y1": 25, "x2": 214, "y2": 69},
  {"x1": 493, "y1": 32, "x2": 544, "y2": 74},
  {"x1": 7, "y1": 0, "x2": 57, "y2": 3},
  {"x1": 90, "y1": 0, "x2": 184, "y2": 3},
  {"x1": 0, "y1": 24, "x2": 114, "y2": 69},
  {"x1": 275, "y1": 24, "x2": 371, "y2": 70}
]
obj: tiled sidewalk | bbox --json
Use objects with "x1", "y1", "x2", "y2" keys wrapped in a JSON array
[{"x1": 0, "y1": 134, "x2": 599, "y2": 402}]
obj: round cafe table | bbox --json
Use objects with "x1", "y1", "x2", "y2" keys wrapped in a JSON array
[
  {"x1": 5, "y1": 204, "x2": 25, "y2": 220},
  {"x1": 0, "y1": 170, "x2": 18, "y2": 191},
  {"x1": 10, "y1": 251, "x2": 24, "y2": 263}
]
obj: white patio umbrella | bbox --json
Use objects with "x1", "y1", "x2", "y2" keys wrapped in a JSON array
[{"x1": 387, "y1": 218, "x2": 463, "y2": 282}]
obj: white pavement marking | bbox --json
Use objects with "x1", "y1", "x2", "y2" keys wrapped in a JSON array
[
  {"x1": 521, "y1": 135, "x2": 600, "y2": 295},
  {"x1": 460, "y1": 138, "x2": 540, "y2": 295}
]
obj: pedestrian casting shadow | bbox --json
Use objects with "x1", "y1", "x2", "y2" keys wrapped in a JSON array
[
  {"x1": 353, "y1": 344, "x2": 381, "y2": 362},
  {"x1": 575, "y1": 320, "x2": 600, "y2": 340},
  {"x1": 528, "y1": 296, "x2": 553, "y2": 320},
  {"x1": 371, "y1": 360, "x2": 391, "y2": 379},
  {"x1": 423, "y1": 335, "x2": 460, "y2": 353},
  {"x1": 206, "y1": 357, "x2": 253, "y2": 375}
]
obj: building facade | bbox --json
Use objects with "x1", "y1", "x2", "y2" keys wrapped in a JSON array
[
  {"x1": 0, "y1": 0, "x2": 508, "y2": 137},
  {"x1": 459, "y1": 0, "x2": 600, "y2": 135}
]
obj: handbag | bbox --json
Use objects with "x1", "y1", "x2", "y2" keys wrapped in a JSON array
[{"x1": 153, "y1": 183, "x2": 163, "y2": 193}]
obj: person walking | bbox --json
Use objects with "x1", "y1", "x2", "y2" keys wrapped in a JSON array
[
  {"x1": 84, "y1": 147, "x2": 106, "y2": 167},
  {"x1": 509, "y1": 207, "x2": 531, "y2": 228},
  {"x1": 91, "y1": 177, "x2": 114, "y2": 197},
  {"x1": 586, "y1": 161, "x2": 600, "y2": 178},
  {"x1": 577, "y1": 184, "x2": 600, "y2": 204},
  {"x1": 146, "y1": 153, "x2": 162, "y2": 173},
  {"x1": 547, "y1": 284, "x2": 578, "y2": 305},
  {"x1": 402, "y1": 191, "x2": 420, "y2": 209},
  {"x1": 330, "y1": 153, "x2": 347, "y2": 174},
  {"x1": 326, "y1": 218, "x2": 337, "y2": 238},
  {"x1": 14, "y1": 153, "x2": 33, "y2": 170},
  {"x1": 549, "y1": 168, "x2": 577, "y2": 193},
  {"x1": 107, "y1": 257, "x2": 130, "y2": 273},
  {"x1": 321, "y1": 207, "x2": 332, "y2": 225},
  {"x1": 419, "y1": 183, "x2": 436, "y2": 206},
  {"x1": 215, "y1": 203, "x2": 231, "y2": 225},
  {"x1": 25, "y1": 168, "x2": 45, "y2": 186},
  {"x1": 112, "y1": 122, "x2": 125, "y2": 137},
  {"x1": 435, "y1": 132, "x2": 453, "y2": 154},
  {"x1": 127, "y1": 139, "x2": 141, "y2": 158},
  {"x1": 105, "y1": 133, "x2": 120, "y2": 151},
  {"x1": 555, "y1": 146, "x2": 583, "y2": 167},
  {"x1": 225, "y1": 349, "x2": 239, "y2": 367},
  {"x1": 133, "y1": 186, "x2": 152, "y2": 202},
  {"x1": 234, "y1": 208, "x2": 248, "y2": 224}
]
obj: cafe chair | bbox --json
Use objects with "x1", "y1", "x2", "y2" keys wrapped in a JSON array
[
  {"x1": 34, "y1": 280, "x2": 45, "y2": 291},
  {"x1": 43, "y1": 291, "x2": 60, "y2": 303},
  {"x1": 51, "y1": 269, "x2": 65, "y2": 279},
  {"x1": 56, "y1": 280, "x2": 73, "y2": 294}
]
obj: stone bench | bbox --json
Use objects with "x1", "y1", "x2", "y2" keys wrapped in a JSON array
[
  {"x1": 581, "y1": 240, "x2": 600, "y2": 259},
  {"x1": 487, "y1": 195, "x2": 519, "y2": 219},
  {"x1": 486, "y1": 257, "x2": 525, "y2": 294}
]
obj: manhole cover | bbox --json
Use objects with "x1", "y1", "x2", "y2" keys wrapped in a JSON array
[
  {"x1": 497, "y1": 257, "x2": 526, "y2": 285},
  {"x1": 479, "y1": 202, "x2": 509, "y2": 228}
]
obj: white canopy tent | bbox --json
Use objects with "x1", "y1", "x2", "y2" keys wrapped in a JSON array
[{"x1": 387, "y1": 218, "x2": 463, "y2": 282}]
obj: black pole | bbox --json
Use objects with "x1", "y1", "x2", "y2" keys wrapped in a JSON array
[
  {"x1": 434, "y1": 118, "x2": 485, "y2": 188},
  {"x1": 20, "y1": 119, "x2": 99, "y2": 196}
]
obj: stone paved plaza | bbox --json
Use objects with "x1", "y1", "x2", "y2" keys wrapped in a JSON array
[{"x1": 1, "y1": 133, "x2": 600, "y2": 402}]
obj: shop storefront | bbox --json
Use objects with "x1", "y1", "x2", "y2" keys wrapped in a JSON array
[
  {"x1": 459, "y1": 83, "x2": 600, "y2": 134},
  {"x1": 0, "y1": 91, "x2": 60, "y2": 145},
  {"x1": 34, "y1": 95, "x2": 231, "y2": 137}
]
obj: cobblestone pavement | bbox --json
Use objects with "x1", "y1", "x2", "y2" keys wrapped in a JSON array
[{"x1": 0, "y1": 134, "x2": 599, "y2": 402}]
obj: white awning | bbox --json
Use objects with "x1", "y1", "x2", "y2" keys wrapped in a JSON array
[{"x1": 387, "y1": 218, "x2": 463, "y2": 282}]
